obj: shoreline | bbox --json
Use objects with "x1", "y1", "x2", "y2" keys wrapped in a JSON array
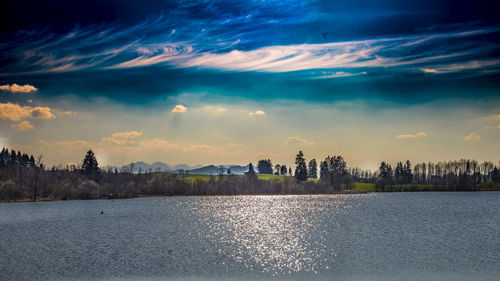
[
  {"x1": 4, "y1": 189, "x2": 500, "y2": 203},
  {"x1": 1, "y1": 190, "x2": 371, "y2": 203}
]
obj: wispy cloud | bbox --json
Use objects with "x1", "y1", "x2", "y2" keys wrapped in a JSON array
[
  {"x1": 0, "y1": 84, "x2": 37, "y2": 93},
  {"x1": 285, "y1": 136, "x2": 315, "y2": 145},
  {"x1": 10, "y1": 120, "x2": 34, "y2": 130},
  {"x1": 111, "y1": 130, "x2": 143, "y2": 139},
  {"x1": 1, "y1": 12, "x2": 498, "y2": 76},
  {"x1": 313, "y1": 71, "x2": 367, "y2": 79},
  {"x1": 420, "y1": 59, "x2": 500, "y2": 74},
  {"x1": 396, "y1": 132, "x2": 427, "y2": 139},
  {"x1": 464, "y1": 133, "x2": 481, "y2": 142}
]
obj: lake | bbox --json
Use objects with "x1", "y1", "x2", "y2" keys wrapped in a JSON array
[{"x1": 1, "y1": 193, "x2": 499, "y2": 281}]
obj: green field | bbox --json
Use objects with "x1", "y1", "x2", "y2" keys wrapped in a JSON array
[
  {"x1": 157, "y1": 172, "x2": 500, "y2": 192},
  {"x1": 352, "y1": 182, "x2": 375, "y2": 192},
  {"x1": 157, "y1": 172, "x2": 291, "y2": 182}
]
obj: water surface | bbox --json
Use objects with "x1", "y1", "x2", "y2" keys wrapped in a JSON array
[{"x1": 1, "y1": 193, "x2": 499, "y2": 281}]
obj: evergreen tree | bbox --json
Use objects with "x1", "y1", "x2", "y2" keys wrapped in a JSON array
[
  {"x1": 10, "y1": 150, "x2": 16, "y2": 164},
  {"x1": 294, "y1": 151, "x2": 308, "y2": 181},
  {"x1": 280, "y1": 165, "x2": 287, "y2": 175},
  {"x1": 492, "y1": 167, "x2": 500, "y2": 183},
  {"x1": 245, "y1": 163, "x2": 256, "y2": 177},
  {"x1": 29, "y1": 155, "x2": 36, "y2": 167},
  {"x1": 0, "y1": 148, "x2": 6, "y2": 168},
  {"x1": 319, "y1": 160, "x2": 328, "y2": 180},
  {"x1": 308, "y1": 159, "x2": 318, "y2": 179},
  {"x1": 404, "y1": 160, "x2": 413, "y2": 184},
  {"x1": 395, "y1": 162, "x2": 404, "y2": 184},
  {"x1": 82, "y1": 149, "x2": 99, "y2": 178}
]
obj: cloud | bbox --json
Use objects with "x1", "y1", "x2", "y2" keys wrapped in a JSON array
[
  {"x1": 0, "y1": 102, "x2": 56, "y2": 121},
  {"x1": 420, "y1": 68, "x2": 438, "y2": 73},
  {"x1": 396, "y1": 132, "x2": 427, "y2": 139},
  {"x1": 0, "y1": 84, "x2": 38, "y2": 93},
  {"x1": 249, "y1": 110, "x2": 265, "y2": 116},
  {"x1": 38, "y1": 139, "x2": 92, "y2": 151},
  {"x1": 314, "y1": 71, "x2": 367, "y2": 79},
  {"x1": 111, "y1": 130, "x2": 143, "y2": 139},
  {"x1": 63, "y1": 111, "x2": 77, "y2": 116},
  {"x1": 10, "y1": 120, "x2": 34, "y2": 131},
  {"x1": 420, "y1": 60, "x2": 500, "y2": 74},
  {"x1": 285, "y1": 136, "x2": 315, "y2": 145},
  {"x1": 101, "y1": 131, "x2": 143, "y2": 145},
  {"x1": 2, "y1": 13, "x2": 498, "y2": 76},
  {"x1": 172, "y1": 104, "x2": 187, "y2": 113},
  {"x1": 202, "y1": 105, "x2": 227, "y2": 114},
  {"x1": 464, "y1": 133, "x2": 480, "y2": 142},
  {"x1": 227, "y1": 142, "x2": 244, "y2": 147}
]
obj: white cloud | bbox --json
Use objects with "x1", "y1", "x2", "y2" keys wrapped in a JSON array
[
  {"x1": 396, "y1": 132, "x2": 427, "y2": 139},
  {"x1": 0, "y1": 84, "x2": 38, "y2": 93},
  {"x1": 11, "y1": 120, "x2": 34, "y2": 131},
  {"x1": 285, "y1": 136, "x2": 315, "y2": 145},
  {"x1": 249, "y1": 110, "x2": 265, "y2": 116},
  {"x1": 172, "y1": 104, "x2": 187, "y2": 113},
  {"x1": 464, "y1": 133, "x2": 480, "y2": 142}
]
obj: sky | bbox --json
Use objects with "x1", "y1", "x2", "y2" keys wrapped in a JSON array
[{"x1": 0, "y1": 0, "x2": 499, "y2": 170}]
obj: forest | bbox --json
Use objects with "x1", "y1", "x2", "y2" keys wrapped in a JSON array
[{"x1": 1, "y1": 147, "x2": 499, "y2": 202}]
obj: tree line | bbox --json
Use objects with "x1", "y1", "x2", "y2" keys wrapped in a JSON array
[
  {"x1": 1, "y1": 147, "x2": 499, "y2": 202},
  {"x1": 374, "y1": 159, "x2": 500, "y2": 191}
]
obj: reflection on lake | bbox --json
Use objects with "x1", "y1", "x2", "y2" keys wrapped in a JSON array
[{"x1": 1, "y1": 193, "x2": 499, "y2": 281}]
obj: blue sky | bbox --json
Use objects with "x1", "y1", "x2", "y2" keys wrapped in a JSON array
[{"x1": 0, "y1": 0, "x2": 499, "y2": 168}]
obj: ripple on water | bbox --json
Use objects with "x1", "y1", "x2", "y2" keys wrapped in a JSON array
[{"x1": 0, "y1": 193, "x2": 499, "y2": 281}]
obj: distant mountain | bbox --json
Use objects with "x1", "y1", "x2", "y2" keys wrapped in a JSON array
[
  {"x1": 119, "y1": 161, "x2": 171, "y2": 173},
  {"x1": 117, "y1": 161, "x2": 258, "y2": 175},
  {"x1": 151, "y1": 162, "x2": 172, "y2": 171},
  {"x1": 173, "y1": 164, "x2": 190, "y2": 170}
]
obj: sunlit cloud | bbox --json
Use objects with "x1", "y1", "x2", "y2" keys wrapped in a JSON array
[
  {"x1": 172, "y1": 104, "x2": 188, "y2": 113},
  {"x1": 396, "y1": 132, "x2": 427, "y2": 139},
  {"x1": 0, "y1": 83, "x2": 38, "y2": 93},
  {"x1": 249, "y1": 110, "x2": 265, "y2": 116},
  {"x1": 285, "y1": 136, "x2": 315, "y2": 145},
  {"x1": 38, "y1": 139, "x2": 92, "y2": 151},
  {"x1": 0, "y1": 102, "x2": 56, "y2": 121},
  {"x1": 420, "y1": 60, "x2": 500, "y2": 74},
  {"x1": 63, "y1": 111, "x2": 77, "y2": 116},
  {"x1": 464, "y1": 133, "x2": 481, "y2": 142},
  {"x1": 10, "y1": 120, "x2": 34, "y2": 131},
  {"x1": 101, "y1": 131, "x2": 143, "y2": 145},
  {"x1": 111, "y1": 130, "x2": 143, "y2": 139}
]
